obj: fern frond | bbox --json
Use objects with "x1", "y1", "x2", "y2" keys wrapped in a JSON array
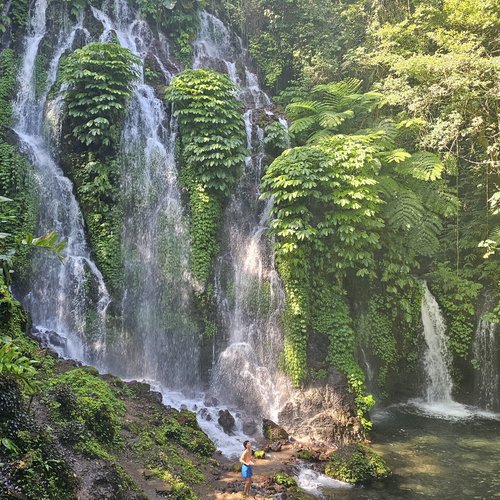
[
  {"x1": 286, "y1": 100, "x2": 320, "y2": 118},
  {"x1": 318, "y1": 109, "x2": 354, "y2": 129},
  {"x1": 409, "y1": 214, "x2": 442, "y2": 256},
  {"x1": 376, "y1": 175, "x2": 405, "y2": 197},
  {"x1": 381, "y1": 148, "x2": 412, "y2": 164},
  {"x1": 384, "y1": 189, "x2": 424, "y2": 231},
  {"x1": 421, "y1": 183, "x2": 460, "y2": 217},
  {"x1": 289, "y1": 115, "x2": 318, "y2": 134},
  {"x1": 396, "y1": 152, "x2": 445, "y2": 181}
]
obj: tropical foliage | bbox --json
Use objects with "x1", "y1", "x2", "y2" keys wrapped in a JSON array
[{"x1": 62, "y1": 42, "x2": 140, "y2": 152}]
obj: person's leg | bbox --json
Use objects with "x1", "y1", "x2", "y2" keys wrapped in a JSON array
[{"x1": 244, "y1": 477, "x2": 251, "y2": 495}]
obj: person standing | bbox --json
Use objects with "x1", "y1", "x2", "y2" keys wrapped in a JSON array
[{"x1": 240, "y1": 440, "x2": 254, "y2": 496}]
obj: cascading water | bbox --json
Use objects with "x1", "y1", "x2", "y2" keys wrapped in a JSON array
[
  {"x1": 473, "y1": 317, "x2": 499, "y2": 411},
  {"x1": 15, "y1": 0, "x2": 292, "y2": 457},
  {"x1": 420, "y1": 282, "x2": 454, "y2": 403},
  {"x1": 193, "y1": 11, "x2": 291, "y2": 420},
  {"x1": 15, "y1": 0, "x2": 110, "y2": 366},
  {"x1": 90, "y1": 0, "x2": 200, "y2": 389}
]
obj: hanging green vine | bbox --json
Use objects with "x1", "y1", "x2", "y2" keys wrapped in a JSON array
[
  {"x1": 165, "y1": 68, "x2": 246, "y2": 335},
  {"x1": 60, "y1": 42, "x2": 140, "y2": 293}
]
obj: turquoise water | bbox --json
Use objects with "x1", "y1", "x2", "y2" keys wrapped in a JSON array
[{"x1": 311, "y1": 403, "x2": 500, "y2": 499}]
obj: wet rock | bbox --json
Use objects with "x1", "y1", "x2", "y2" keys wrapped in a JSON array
[
  {"x1": 263, "y1": 418, "x2": 289, "y2": 441},
  {"x1": 268, "y1": 441, "x2": 282, "y2": 452},
  {"x1": 242, "y1": 419, "x2": 257, "y2": 435},
  {"x1": 31, "y1": 328, "x2": 68, "y2": 349},
  {"x1": 150, "y1": 391, "x2": 163, "y2": 404},
  {"x1": 199, "y1": 407, "x2": 212, "y2": 421},
  {"x1": 204, "y1": 396, "x2": 219, "y2": 407},
  {"x1": 278, "y1": 383, "x2": 365, "y2": 447},
  {"x1": 218, "y1": 409, "x2": 235, "y2": 434}
]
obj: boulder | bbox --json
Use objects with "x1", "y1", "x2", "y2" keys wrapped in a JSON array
[
  {"x1": 242, "y1": 419, "x2": 257, "y2": 435},
  {"x1": 263, "y1": 418, "x2": 289, "y2": 441},
  {"x1": 218, "y1": 409, "x2": 235, "y2": 434},
  {"x1": 268, "y1": 441, "x2": 282, "y2": 452},
  {"x1": 278, "y1": 383, "x2": 365, "y2": 447},
  {"x1": 204, "y1": 396, "x2": 219, "y2": 407}
]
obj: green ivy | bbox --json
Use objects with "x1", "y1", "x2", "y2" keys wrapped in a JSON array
[
  {"x1": 429, "y1": 263, "x2": 482, "y2": 360},
  {"x1": 165, "y1": 69, "x2": 245, "y2": 335},
  {"x1": 72, "y1": 154, "x2": 123, "y2": 292},
  {"x1": 62, "y1": 42, "x2": 140, "y2": 153},
  {"x1": 136, "y1": 0, "x2": 204, "y2": 66}
]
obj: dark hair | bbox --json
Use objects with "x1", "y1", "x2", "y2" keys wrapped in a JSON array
[{"x1": 243, "y1": 440, "x2": 249, "y2": 448}]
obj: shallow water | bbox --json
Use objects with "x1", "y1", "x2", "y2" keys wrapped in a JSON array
[{"x1": 315, "y1": 403, "x2": 500, "y2": 499}]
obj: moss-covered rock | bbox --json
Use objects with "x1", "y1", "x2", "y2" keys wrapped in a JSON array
[
  {"x1": 263, "y1": 418, "x2": 289, "y2": 441},
  {"x1": 324, "y1": 444, "x2": 390, "y2": 485}
]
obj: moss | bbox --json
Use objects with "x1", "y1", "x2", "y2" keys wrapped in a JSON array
[
  {"x1": 46, "y1": 368, "x2": 126, "y2": 447},
  {"x1": 160, "y1": 413, "x2": 216, "y2": 457},
  {"x1": 296, "y1": 449, "x2": 315, "y2": 461},
  {"x1": 324, "y1": 444, "x2": 390, "y2": 485}
]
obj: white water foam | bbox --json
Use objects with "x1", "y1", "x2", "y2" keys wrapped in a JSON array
[{"x1": 296, "y1": 467, "x2": 353, "y2": 498}]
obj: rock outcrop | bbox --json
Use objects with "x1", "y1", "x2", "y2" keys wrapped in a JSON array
[{"x1": 278, "y1": 382, "x2": 365, "y2": 447}]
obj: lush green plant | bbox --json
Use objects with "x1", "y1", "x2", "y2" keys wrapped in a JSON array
[
  {"x1": 160, "y1": 411, "x2": 216, "y2": 457},
  {"x1": 263, "y1": 120, "x2": 291, "y2": 157},
  {"x1": 165, "y1": 68, "x2": 245, "y2": 335},
  {"x1": 72, "y1": 155, "x2": 123, "y2": 292},
  {"x1": 286, "y1": 78, "x2": 382, "y2": 143},
  {"x1": 272, "y1": 472, "x2": 297, "y2": 487},
  {"x1": 62, "y1": 42, "x2": 140, "y2": 152},
  {"x1": 137, "y1": 0, "x2": 204, "y2": 66},
  {"x1": 325, "y1": 444, "x2": 390, "y2": 485},
  {"x1": 0, "y1": 336, "x2": 37, "y2": 391}
]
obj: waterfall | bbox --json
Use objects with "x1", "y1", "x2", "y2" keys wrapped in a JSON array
[
  {"x1": 420, "y1": 282, "x2": 454, "y2": 402},
  {"x1": 473, "y1": 317, "x2": 499, "y2": 411},
  {"x1": 14, "y1": 0, "x2": 110, "y2": 366},
  {"x1": 90, "y1": 0, "x2": 199, "y2": 388},
  {"x1": 193, "y1": 11, "x2": 290, "y2": 419},
  {"x1": 15, "y1": 0, "x2": 290, "y2": 445}
]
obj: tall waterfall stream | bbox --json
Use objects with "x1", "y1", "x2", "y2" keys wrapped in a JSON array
[{"x1": 10, "y1": 0, "x2": 500, "y2": 496}]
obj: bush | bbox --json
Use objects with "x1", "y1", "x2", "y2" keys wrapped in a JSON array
[{"x1": 325, "y1": 444, "x2": 390, "y2": 484}]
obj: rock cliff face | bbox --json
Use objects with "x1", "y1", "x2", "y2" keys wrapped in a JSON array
[{"x1": 278, "y1": 380, "x2": 365, "y2": 447}]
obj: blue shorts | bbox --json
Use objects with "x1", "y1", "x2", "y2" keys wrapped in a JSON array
[{"x1": 241, "y1": 464, "x2": 253, "y2": 478}]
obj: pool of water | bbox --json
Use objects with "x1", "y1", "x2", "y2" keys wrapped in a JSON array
[{"x1": 303, "y1": 403, "x2": 500, "y2": 499}]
